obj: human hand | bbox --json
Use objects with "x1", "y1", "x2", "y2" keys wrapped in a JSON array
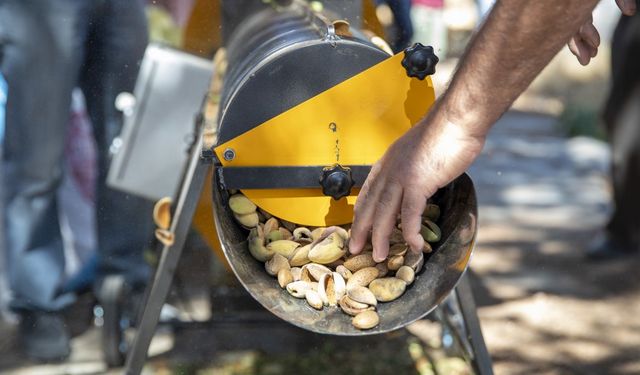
[
  {"x1": 568, "y1": 0, "x2": 636, "y2": 65},
  {"x1": 616, "y1": 0, "x2": 637, "y2": 16},
  {"x1": 568, "y1": 15, "x2": 600, "y2": 66},
  {"x1": 349, "y1": 110, "x2": 485, "y2": 262}
]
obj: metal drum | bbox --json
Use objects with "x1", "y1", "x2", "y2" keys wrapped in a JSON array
[
  {"x1": 217, "y1": 3, "x2": 389, "y2": 145},
  {"x1": 211, "y1": 1, "x2": 477, "y2": 335}
]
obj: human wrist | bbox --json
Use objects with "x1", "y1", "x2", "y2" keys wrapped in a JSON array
[
  {"x1": 438, "y1": 88, "x2": 496, "y2": 141},
  {"x1": 418, "y1": 94, "x2": 489, "y2": 147},
  {"x1": 411, "y1": 104, "x2": 486, "y2": 168}
]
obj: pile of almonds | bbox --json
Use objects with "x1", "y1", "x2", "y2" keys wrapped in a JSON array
[{"x1": 228, "y1": 193, "x2": 442, "y2": 330}]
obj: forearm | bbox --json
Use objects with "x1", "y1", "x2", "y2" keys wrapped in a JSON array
[
  {"x1": 349, "y1": 0, "x2": 627, "y2": 258},
  {"x1": 438, "y1": 0, "x2": 600, "y2": 137}
]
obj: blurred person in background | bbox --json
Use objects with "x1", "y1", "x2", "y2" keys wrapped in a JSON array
[
  {"x1": 411, "y1": 0, "x2": 447, "y2": 57},
  {"x1": 588, "y1": 1, "x2": 640, "y2": 259},
  {"x1": 0, "y1": 0, "x2": 153, "y2": 362},
  {"x1": 377, "y1": 0, "x2": 414, "y2": 52}
]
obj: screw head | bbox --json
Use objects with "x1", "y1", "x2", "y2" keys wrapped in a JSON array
[{"x1": 223, "y1": 148, "x2": 236, "y2": 161}]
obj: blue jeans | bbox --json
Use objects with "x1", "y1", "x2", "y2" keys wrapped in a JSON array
[
  {"x1": 377, "y1": 0, "x2": 414, "y2": 52},
  {"x1": 0, "y1": 0, "x2": 152, "y2": 312}
]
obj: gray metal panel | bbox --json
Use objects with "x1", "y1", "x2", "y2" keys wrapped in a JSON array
[
  {"x1": 217, "y1": 41, "x2": 387, "y2": 144},
  {"x1": 107, "y1": 44, "x2": 213, "y2": 201},
  {"x1": 217, "y1": 2, "x2": 388, "y2": 145}
]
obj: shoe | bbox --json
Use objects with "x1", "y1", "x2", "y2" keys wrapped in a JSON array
[
  {"x1": 19, "y1": 310, "x2": 71, "y2": 362},
  {"x1": 586, "y1": 233, "x2": 637, "y2": 261}
]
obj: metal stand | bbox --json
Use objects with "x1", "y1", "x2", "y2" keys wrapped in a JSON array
[
  {"x1": 437, "y1": 274, "x2": 494, "y2": 375},
  {"x1": 457, "y1": 275, "x2": 494, "y2": 374},
  {"x1": 123, "y1": 130, "x2": 210, "y2": 375},
  {"x1": 122, "y1": 144, "x2": 494, "y2": 375}
]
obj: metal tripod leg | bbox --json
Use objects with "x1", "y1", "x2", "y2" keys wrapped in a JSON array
[
  {"x1": 438, "y1": 272, "x2": 493, "y2": 375},
  {"x1": 123, "y1": 139, "x2": 210, "y2": 375},
  {"x1": 456, "y1": 273, "x2": 493, "y2": 375}
]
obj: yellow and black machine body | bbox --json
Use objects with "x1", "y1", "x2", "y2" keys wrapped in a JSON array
[
  {"x1": 210, "y1": 0, "x2": 477, "y2": 335},
  {"x1": 124, "y1": 1, "x2": 492, "y2": 374},
  {"x1": 214, "y1": 0, "x2": 435, "y2": 226}
]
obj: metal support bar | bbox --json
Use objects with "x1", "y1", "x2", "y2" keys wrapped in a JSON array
[
  {"x1": 123, "y1": 137, "x2": 210, "y2": 375},
  {"x1": 455, "y1": 273, "x2": 494, "y2": 375}
]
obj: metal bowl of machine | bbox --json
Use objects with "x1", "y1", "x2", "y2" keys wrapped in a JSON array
[
  {"x1": 210, "y1": 1, "x2": 477, "y2": 335},
  {"x1": 213, "y1": 174, "x2": 477, "y2": 335}
]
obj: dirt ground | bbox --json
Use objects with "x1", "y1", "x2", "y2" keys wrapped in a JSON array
[{"x1": 468, "y1": 112, "x2": 640, "y2": 375}]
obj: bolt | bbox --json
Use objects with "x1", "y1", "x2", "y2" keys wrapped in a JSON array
[{"x1": 223, "y1": 148, "x2": 236, "y2": 161}]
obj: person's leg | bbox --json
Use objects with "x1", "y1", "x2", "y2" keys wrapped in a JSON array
[
  {"x1": 80, "y1": 0, "x2": 153, "y2": 291},
  {"x1": 0, "y1": 0, "x2": 88, "y2": 313},
  {"x1": 608, "y1": 12, "x2": 640, "y2": 249},
  {"x1": 0, "y1": 0, "x2": 88, "y2": 360},
  {"x1": 386, "y1": 0, "x2": 414, "y2": 52},
  {"x1": 606, "y1": 85, "x2": 640, "y2": 252},
  {"x1": 589, "y1": 12, "x2": 640, "y2": 259}
]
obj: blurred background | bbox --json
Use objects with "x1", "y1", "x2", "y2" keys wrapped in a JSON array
[{"x1": 1, "y1": 0, "x2": 638, "y2": 374}]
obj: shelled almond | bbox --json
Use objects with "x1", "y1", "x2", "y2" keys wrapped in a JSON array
[{"x1": 228, "y1": 192, "x2": 442, "y2": 330}]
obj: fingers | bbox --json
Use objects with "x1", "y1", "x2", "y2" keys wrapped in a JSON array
[
  {"x1": 616, "y1": 0, "x2": 637, "y2": 16},
  {"x1": 568, "y1": 33, "x2": 597, "y2": 66},
  {"x1": 568, "y1": 37, "x2": 590, "y2": 66},
  {"x1": 349, "y1": 163, "x2": 382, "y2": 254},
  {"x1": 579, "y1": 21, "x2": 600, "y2": 51},
  {"x1": 371, "y1": 183, "x2": 403, "y2": 262},
  {"x1": 568, "y1": 17, "x2": 600, "y2": 66},
  {"x1": 400, "y1": 189, "x2": 426, "y2": 253},
  {"x1": 567, "y1": 37, "x2": 579, "y2": 58}
]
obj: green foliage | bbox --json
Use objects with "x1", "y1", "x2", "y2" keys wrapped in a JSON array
[
  {"x1": 147, "y1": 5, "x2": 182, "y2": 48},
  {"x1": 558, "y1": 104, "x2": 606, "y2": 140},
  {"x1": 250, "y1": 341, "x2": 417, "y2": 375}
]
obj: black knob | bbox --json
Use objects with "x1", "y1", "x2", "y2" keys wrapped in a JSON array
[
  {"x1": 319, "y1": 164, "x2": 355, "y2": 200},
  {"x1": 401, "y1": 43, "x2": 439, "y2": 80}
]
